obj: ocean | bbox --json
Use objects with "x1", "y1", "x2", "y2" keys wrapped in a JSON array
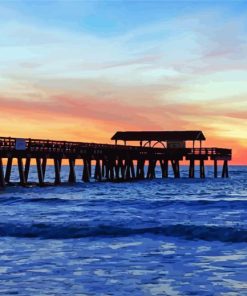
[{"x1": 0, "y1": 165, "x2": 246, "y2": 295}]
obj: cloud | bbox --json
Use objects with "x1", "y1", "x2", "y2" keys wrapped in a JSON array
[{"x1": 0, "y1": 4, "x2": 246, "y2": 163}]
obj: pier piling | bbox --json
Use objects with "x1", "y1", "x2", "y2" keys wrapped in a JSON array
[
  {"x1": 54, "y1": 158, "x2": 61, "y2": 185},
  {"x1": 171, "y1": 160, "x2": 180, "y2": 178},
  {"x1": 17, "y1": 157, "x2": 26, "y2": 186},
  {"x1": 68, "y1": 158, "x2": 76, "y2": 183},
  {"x1": 189, "y1": 159, "x2": 195, "y2": 178},
  {"x1": 222, "y1": 160, "x2": 229, "y2": 178},
  {"x1": 0, "y1": 158, "x2": 5, "y2": 188},
  {"x1": 160, "y1": 159, "x2": 168, "y2": 178},
  {"x1": 214, "y1": 160, "x2": 218, "y2": 178},
  {"x1": 94, "y1": 159, "x2": 102, "y2": 181},
  {"x1": 24, "y1": 157, "x2": 31, "y2": 182},
  {"x1": 42, "y1": 157, "x2": 47, "y2": 179},
  {"x1": 5, "y1": 157, "x2": 12, "y2": 184},
  {"x1": 36, "y1": 158, "x2": 44, "y2": 186},
  {"x1": 82, "y1": 159, "x2": 90, "y2": 182},
  {"x1": 200, "y1": 160, "x2": 205, "y2": 179}
]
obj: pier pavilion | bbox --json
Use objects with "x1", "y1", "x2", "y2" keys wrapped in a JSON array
[{"x1": 111, "y1": 130, "x2": 206, "y2": 149}]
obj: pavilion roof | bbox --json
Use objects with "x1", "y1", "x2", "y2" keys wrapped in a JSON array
[{"x1": 111, "y1": 131, "x2": 206, "y2": 142}]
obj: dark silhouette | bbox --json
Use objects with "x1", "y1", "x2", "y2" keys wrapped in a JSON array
[{"x1": 0, "y1": 131, "x2": 231, "y2": 188}]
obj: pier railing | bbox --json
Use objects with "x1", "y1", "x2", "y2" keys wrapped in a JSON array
[{"x1": 0, "y1": 137, "x2": 231, "y2": 158}]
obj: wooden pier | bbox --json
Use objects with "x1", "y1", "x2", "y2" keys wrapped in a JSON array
[{"x1": 0, "y1": 131, "x2": 232, "y2": 188}]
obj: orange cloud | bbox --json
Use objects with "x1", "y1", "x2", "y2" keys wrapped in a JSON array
[{"x1": 0, "y1": 93, "x2": 245, "y2": 164}]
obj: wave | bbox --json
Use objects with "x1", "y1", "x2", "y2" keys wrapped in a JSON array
[
  {"x1": 0, "y1": 196, "x2": 71, "y2": 205},
  {"x1": 1, "y1": 195, "x2": 247, "y2": 207},
  {"x1": 0, "y1": 222, "x2": 246, "y2": 243},
  {"x1": 25, "y1": 197, "x2": 69, "y2": 203}
]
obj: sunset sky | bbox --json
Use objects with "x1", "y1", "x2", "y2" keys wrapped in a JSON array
[{"x1": 0, "y1": 0, "x2": 246, "y2": 164}]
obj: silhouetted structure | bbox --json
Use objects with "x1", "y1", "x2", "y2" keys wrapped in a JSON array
[
  {"x1": 0, "y1": 131, "x2": 231, "y2": 189},
  {"x1": 112, "y1": 130, "x2": 205, "y2": 148}
]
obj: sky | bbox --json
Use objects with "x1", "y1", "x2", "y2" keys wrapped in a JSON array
[{"x1": 0, "y1": 0, "x2": 246, "y2": 164}]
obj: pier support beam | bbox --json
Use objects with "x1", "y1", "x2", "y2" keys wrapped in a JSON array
[
  {"x1": 125, "y1": 159, "x2": 131, "y2": 180},
  {"x1": 171, "y1": 160, "x2": 180, "y2": 178},
  {"x1": 36, "y1": 158, "x2": 44, "y2": 186},
  {"x1": 124, "y1": 159, "x2": 135, "y2": 180},
  {"x1": 189, "y1": 159, "x2": 195, "y2": 178},
  {"x1": 119, "y1": 159, "x2": 125, "y2": 179},
  {"x1": 0, "y1": 158, "x2": 5, "y2": 188},
  {"x1": 105, "y1": 159, "x2": 110, "y2": 179},
  {"x1": 140, "y1": 159, "x2": 145, "y2": 179},
  {"x1": 200, "y1": 160, "x2": 205, "y2": 179},
  {"x1": 94, "y1": 159, "x2": 102, "y2": 181},
  {"x1": 160, "y1": 159, "x2": 168, "y2": 178},
  {"x1": 146, "y1": 160, "x2": 151, "y2": 179},
  {"x1": 114, "y1": 159, "x2": 120, "y2": 180},
  {"x1": 18, "y1": 157, "x2": 27, "y2": 186},
  {"x1": 54, "y1": 158, "x2": 61, "y2": 185},
  {"x1": 222, "y1": 160, "x2": 229, "y2": 178},
  {"x1": 68, "y1": 158, "x2": 76, "y2": 183},
  {"x1": 88, "y1": 159, "x2": 92, "y2": 178},
  {"x1": 214, "y1": 160, "x2": 218, "y2": 178},
  {"x1": 104, "y1": 159, "x2": 110, "y2": 180},
  {"x1": 109, "y1": 158, "x2": 115, "y2": 181},
  {"x1": 147, "y1": 159, "x2": 156, "y2": 179},
  {"x1": 82, "y1": 159, "x2": 90, "y2": 182},
  {"x1": 25, "y1": 157, "x2": 31, "y2": 182},
  {"x1": 136, "y1": 159, "x2": 143, "y2": 179},
  {"x1": 42, "y1": 157, "x2": 47, "y2": 180},
  {"x1": 130, "y1": 160, "x2": 135, "y2": 180},
  {"x1": 5, "y1": 157, "x2": 12, "y2": 184},
  {"x1": 102, "y1": 159, "x2": 106, "y2": 178}
]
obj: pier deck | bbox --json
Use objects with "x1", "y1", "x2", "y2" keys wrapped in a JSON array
[{"x1": 0, "y1": 136, "x2": 232, "y2": 188}]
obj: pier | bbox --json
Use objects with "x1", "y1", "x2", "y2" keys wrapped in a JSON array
[{"x1": 0, "y1": 131, "x2": 231, "y2": 188}]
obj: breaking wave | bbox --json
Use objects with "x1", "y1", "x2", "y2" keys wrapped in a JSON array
[{"x1": 0, "y1": 222, "x2": 246, "y2": 242}]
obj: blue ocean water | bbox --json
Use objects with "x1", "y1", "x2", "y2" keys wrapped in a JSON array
[{"x1": 0, "y1": 165, "x2": 246, "y2": 295}]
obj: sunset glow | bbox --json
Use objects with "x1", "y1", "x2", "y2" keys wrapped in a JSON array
[{"x1": 0, "y1": 1, "x2": 246, "y2": 164}]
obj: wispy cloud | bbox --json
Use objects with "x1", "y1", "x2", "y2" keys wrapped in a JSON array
[{"x1": 0, "y1": 2, "x2": 246, "y2": 163}]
